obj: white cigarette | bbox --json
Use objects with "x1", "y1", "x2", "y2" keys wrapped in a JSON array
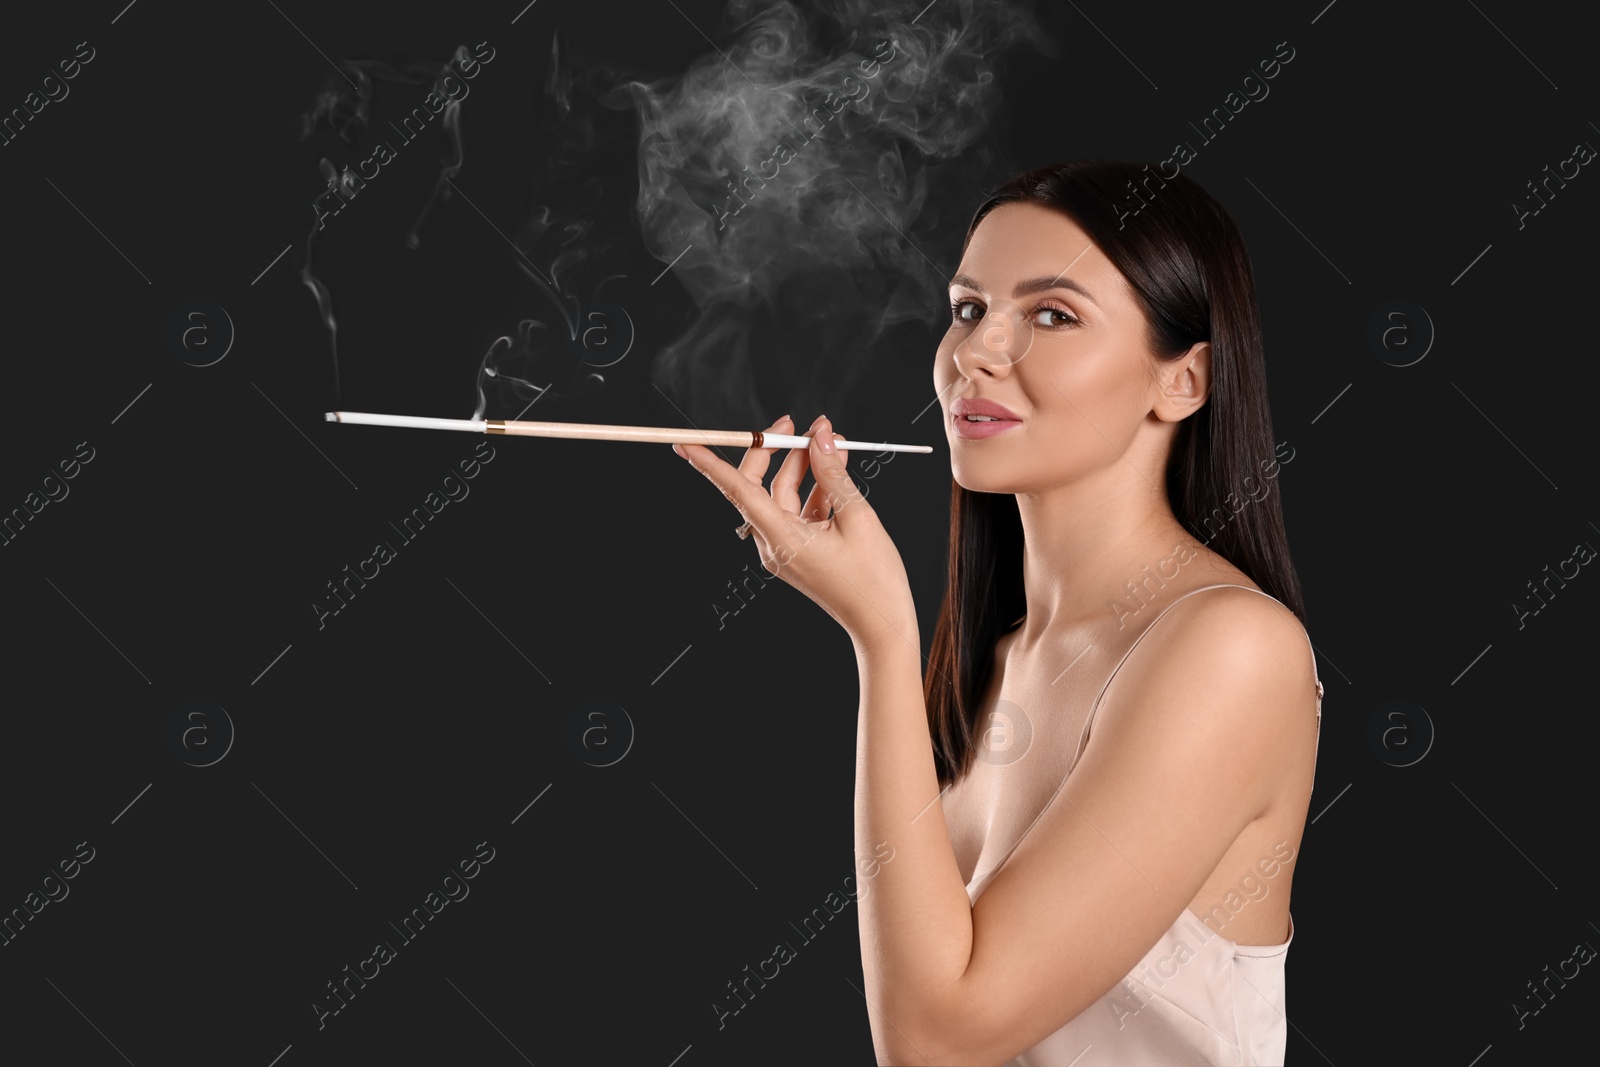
[{"x1": 326, "y1": 411, "x2": 486, "y2": 432}]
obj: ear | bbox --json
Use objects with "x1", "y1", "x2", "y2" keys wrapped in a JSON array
[{"x1": 1152, "y1": 341, "x2": 1211, "y2": 422}]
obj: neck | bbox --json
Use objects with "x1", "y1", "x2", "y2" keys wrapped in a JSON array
[{"x1": 1011, "y1": 454, "x2": 1201, "y2": 649}]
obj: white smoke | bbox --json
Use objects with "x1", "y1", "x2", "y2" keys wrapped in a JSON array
[{"x1": 474, "y1": 0, "x2": 1051, "y2": 425}]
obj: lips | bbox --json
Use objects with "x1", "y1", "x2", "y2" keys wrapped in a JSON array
[
  {"x1": 950, "y1": 397, "x2": 1022, "y2": 440},
  {"x1": 951, "y1": 397, "x2": 1022, "y2": 421}
]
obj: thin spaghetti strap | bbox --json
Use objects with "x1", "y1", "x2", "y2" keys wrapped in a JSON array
[
  {"x1": 1201, "y1": 587, "x2": 1323, "y2": 797},
  {"x1": 963, "y1": 583, "x2": 1324, "y2": 902},
  {"x1": 1207, "y1": 586, "x2": 1323, "y2": 716},
  {"x1": 1224, "y1": 587, "x2": 1325, "y2": 799},
  {"x1": 1068, "y1": 583, "x2": 1321, "y2": 775}
]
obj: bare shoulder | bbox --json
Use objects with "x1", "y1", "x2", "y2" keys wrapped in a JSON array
[
  {"x1": 1169, "y1": 583, "x2": 1309, "y2": 658},
  {"x1": 1087, "y1": 584, "x2": 1318, "y2": 810},
  {"x1": 1135, "y1": 584, "x2": 1314, "y2": 707}
]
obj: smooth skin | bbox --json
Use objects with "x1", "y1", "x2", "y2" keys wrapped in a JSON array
[{"x1": 673, "y1": 202, "x2": 1319, "y2": 1066}]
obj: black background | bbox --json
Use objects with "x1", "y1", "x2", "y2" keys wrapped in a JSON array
[{"x1": 1, "y1": 1, "x2": 1594, "y2": 1064}]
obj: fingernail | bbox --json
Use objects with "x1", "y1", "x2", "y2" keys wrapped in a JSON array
[
  {"x1": 672, "y1": 443, "x2": 685, "y2": 458},
  {"x1": 817, "y1": 420, "x2": 835, "y2": 453},
  {"x1": 778, "y1": 413, "x2": 791, "y2": 425}
]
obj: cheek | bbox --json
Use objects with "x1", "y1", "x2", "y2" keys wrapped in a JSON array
[
  {"x1": 1024, "y1": 341, "x2": 1108, "y2": 408},
  {"x1": 1029, "y1": 344, "x2": 1149, "y2": 440}
]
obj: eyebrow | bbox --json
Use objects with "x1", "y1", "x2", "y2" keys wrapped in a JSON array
[{"x1": 948, "y1": 272, "x2": 1099, "y2": 307}]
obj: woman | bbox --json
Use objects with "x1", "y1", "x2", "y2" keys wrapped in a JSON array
[{"x1": 672, "y1": 160, "x2": 1323, "y2": 1066}]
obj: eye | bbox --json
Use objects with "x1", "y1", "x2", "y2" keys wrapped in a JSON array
[
  {"x1": 950, "y1": 299, "x2": 984, "y2": 324},
  {"x1": 1031, "y1": 304, "x2": 1079, "y2": 328}
]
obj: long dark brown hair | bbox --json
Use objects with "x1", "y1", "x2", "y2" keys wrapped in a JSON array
[{"x1": 923, "y1": 160, "x2": 1307, "y2": 787}]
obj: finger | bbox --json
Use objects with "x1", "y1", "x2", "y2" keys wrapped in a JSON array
[
  {"x1": 736, "y1": 414, "x2": 793, "y2": 488},
  {"x1": 799, "y1": 423, "x2": 841, "y2": 522},
  {"x1": 802, "y1": 418, "x2": 861, "y2": 526},
  {"x1": 800, "y1": 476, "x2": 830, "y2": 524},
  {"x1": 770, "y1": 415, "x2": 819, "y2": 514},
  {"x1": 674, "y1": 434, "x2": 804, "y2": 542}
]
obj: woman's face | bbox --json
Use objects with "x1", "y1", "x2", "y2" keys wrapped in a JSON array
[{"x1": 934, "y1": 201, "x2": 1195, "y2": 494}]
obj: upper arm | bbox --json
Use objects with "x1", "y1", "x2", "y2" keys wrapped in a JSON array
[{"x1": 920, "y1": 589, "x2": 1315, "y2": 1064}]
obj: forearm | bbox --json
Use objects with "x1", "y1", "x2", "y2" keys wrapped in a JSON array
[{"x1": 852, "y1": 630, "x2": 975, "y2": 1061}]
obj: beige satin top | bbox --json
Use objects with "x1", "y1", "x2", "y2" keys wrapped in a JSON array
[{"x1": 939, "y1": 584, "x2": 1323, "y2": 1067}]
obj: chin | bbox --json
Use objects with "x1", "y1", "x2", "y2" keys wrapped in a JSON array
[{"x1": 949, "y1": 464, "x2": 1016, "y2": 495}]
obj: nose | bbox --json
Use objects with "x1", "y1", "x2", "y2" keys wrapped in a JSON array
[{"x1": 952, "y1": 307, "x2": 1022, "y2": 381}]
